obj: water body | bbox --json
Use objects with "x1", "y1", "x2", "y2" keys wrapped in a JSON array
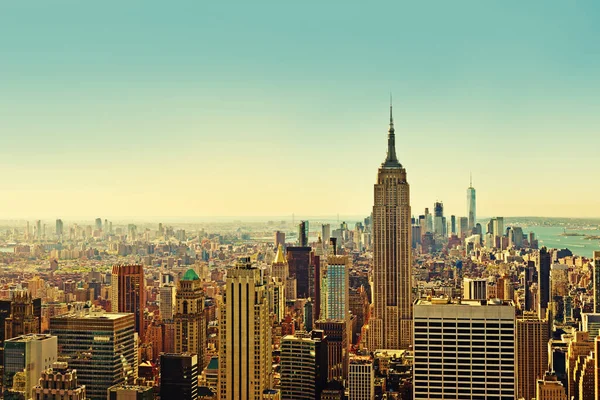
[{"x1": 521, "y1": 225, "x2": 600, "y2": 258}]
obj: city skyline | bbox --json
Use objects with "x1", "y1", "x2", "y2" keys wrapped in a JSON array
[{"x1": 2, "y1": 2, "x2": 600, "y2": 218}]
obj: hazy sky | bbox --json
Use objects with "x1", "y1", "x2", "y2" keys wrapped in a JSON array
[{"x1": 1, "y1": 1, "x2": 599, "y2": 219}]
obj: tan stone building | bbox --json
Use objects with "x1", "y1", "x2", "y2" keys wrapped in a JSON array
[
  {"x1": 368, "y1": 104, "x2": 412, "y2": 351},
  {"x1": 516, "y1": 313, "x2": 549, "y2": 400},
  {"x1": 174, "y1": 268, "x2": 206, "y2": 369},
  {"x1": 218, "y1": 258, "x2": 272, "y2": 400}
]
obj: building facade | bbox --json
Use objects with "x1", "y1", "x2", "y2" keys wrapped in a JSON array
[
  {"x1": 174, "y1": 268, "x2": 206, "y2": 369},
  {"x1": 111, "y1": 264, "x2": 145, "y2": 339},
  {"x1": 3, "y1": 334, "x2": 57, "y2": 398},
  {"x1": 279, "y1": 331, "x2": 327, "y2": 400},
  {"x1": 516, "y1": 313, "x2": 548, "y2": 400},
  {"x1": 32, "y1": 361, "x2": 87, "y2": 400},
  {"x1": 218, "y1": 258, "x2": 272, "y2": 400},
  {"x1": 49, "y1": 309, "x2": 136, "y2": 400},
  {"x1": 160, "y1": 353, "x2": 198, "y2": 400},
  {"x1": 413, "y1": 298, "x2": 516, "y2": 399}
]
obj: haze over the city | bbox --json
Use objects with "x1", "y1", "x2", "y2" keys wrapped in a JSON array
[{"x1": 2, "y1": 1, "x2": 599, "y2": 218}]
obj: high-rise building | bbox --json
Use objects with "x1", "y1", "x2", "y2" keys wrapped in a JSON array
[
  {"x1": 322, "y1": 224, "x2": 331, "y2": 246},
  {"x1": 160, "y1": 353, "x2": 198, "y2": 400},
  {"x1": 492, "y1": 217, "x2": 504, "y2": 240},
  {"x1": 286, "y1": 247, "x2": 311, "y2": 298},
  {"x1": 95, "y1": 218, "x2": 102, "y2": 231},
  {"x1": 538, "y1": 247, "x2": 551, "y2": 319},
  {"x1": 413, "y1": 298, "x2": 516, "y2": 400},
  {"x1": 174, "y1": 268, "x2": 206, "y2": 370},
  {"x1": 516, "y1": 313, "x2": 549, "y2": 400},
  {"x1": 315, "y1": 319, "x2": 348, "y2": 382},
  {"x1": 107, "y1": 384, "x2": 154, "y2": 400},
  {"x1": 3, "y1": 334, "x2": 57, "y2": 398},
  {"x1": 593, "y1": 251, "x2": 600, "y2": 313},
  {"x1": 325, "y1": 255, "x2": 349, "y2": 321},
  {"x1": 35, "y1": 220, "x2": 42, "y2": 240},
  {"x1": 595, "y1": 336, "x2": 600, "y2": 400},
  {"x1": 218, "y1": 257, "x2": 272, "y2": 400},
  {"x1": 111, "y1": 264, "x2": 145, "y2": 339},
  {"x1": 433, "y1": 202, "x2": 445, "y2": 236},
  {"x1": 348, "y1": 355, "x2": 374, "y2": 400},
  {"x1": 566, "y1": 331, "x2": 593, "y2": 400},
  {"x1": 159, "y1": 284, "x2": 176, "y2": 320},
  {"x1": 274, "y1": 230, "x2": 285, "y2": 248},
  {"x1": 32, "y1": 361, "x2": 87, "y2": 400},
  {"x1": 55, "y1": 219, "x2": 64, "y2": 238},
  {"x1": 457, "y1": 217, "x2": 469, "y2": 239},
  {"x1": 279, "y1": 331, "x2": 328, "y2": 400},
  {"x1": 537, "y1": 373, "x2": 567, "y2": 400},
  {"x1": 467, "y1": 174, "x2": 476, "y2": 230},
  {"x1": 450, "y1": 215, "x2": 456, "y2": 235},
  {"x1": 463, "y1": 278, "x2": 487, "y2": 300},
  {"x1": 298, "y1": 221, "x2": 309, "y2": 247},
  {"x1": 3, "y1": 292, "x2": 41, "y2": 344},
  {"x1": 369, "y1": 103, "x2": 412, "y2": 351},
  {"x1": 582, "y1": 313, "x2": 600, "y2": 338},
  {"x1": 271, "y1": 245, "x2": 289, "y2": 285},
  {"x1": 50, "y1": 309, "x2": 137, "y2": 400}
]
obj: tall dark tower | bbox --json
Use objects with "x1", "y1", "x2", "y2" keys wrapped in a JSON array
[
  {"x1": 538, "y1": 247, "x2": 551, "y2": 319},
  {"x1": 368, "y1": 100, "x2": 412, "y2": 350},
  {"x1": 298, "y1": 221, "x2": 309, "y2": 247}
]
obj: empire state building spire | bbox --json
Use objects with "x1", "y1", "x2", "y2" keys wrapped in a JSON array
[{"x1": 382, "y1": 97, "x2": 402, "y2": 168}]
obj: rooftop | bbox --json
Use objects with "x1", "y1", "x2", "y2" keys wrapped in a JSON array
[
  {"x1": 182, "y1": 268, "x2": 200, "y2": 281},
  {"x1": 415, "y1": 297, "x2": 514, "y2": 307},
  {"x1": 5, "y1": 333, "x2": 55, "y2": 343}
]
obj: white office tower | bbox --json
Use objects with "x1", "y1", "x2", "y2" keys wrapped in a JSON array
[
  {"x1": 348, "y1": 355, "x2": 375, "y2": 400},
  {"x1": 463, "y1": 278, "x2": 487, "y2": 300},
  {"x1": 413, "y1": 298, "x2": 516, "y2": 400},
  {"x1": 159, "y1": 284, "x2": 176, "y2": 319}
]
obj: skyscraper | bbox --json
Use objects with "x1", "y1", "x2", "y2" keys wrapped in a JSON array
[
  {"x1": 160, "y1": 353, "x2": 199, "y2": 400},
  {"x1": 593, "y1": 251, "x2": 600, "y2": 313},
  {"x1": 467, "y1": 174, "x2": 476, "y2": 230},
  {"x1": 298, "y1": 221, "x2": 309, "y2": 247},
  {"x1": 111, "y1": 264, "x2": 145, "y2": 339},
  {"x1": 325, "y1": 255, "x2": 350, "y2": 321},
  {"x1": 433, "y1": 201, "x2": 445, "y2": 236},
  {"x1": 516, "y1": 313, "x2": 549, "y2": 400},
  {"x1": 3, "y1": 334, "x2": 57, "y2": 398},
  {"x1": 348, "y1": 355, "x2": 375, "y2": 400},
  {"x1": 159, "y1": 283, "x2": 176, "y2": 320},
  {"x1": 315, "y1": 319, "x2": 348, "y2": 382},
  {"x1": 174, "y1": 268, "x2": 206, "y2": 370},
  {"x1": 413, "y1": 298, "x2": 516, "y2": 399},
  {"x1": 369, "y1": 102, "x2": 412, "y2": 351},
  {"x1": 286, "y1": 246, "x2": 312, "y2": 298},
  {"x1": 279, "y1": 331, "x2": 328, "y2": 400},
  {"x1": 50, "y1": 309, "x2": 136, "y2": 400},
  {"x1": 55, "y1": 219, "x2": 63, "y2": 238},
  {"x1": 538, "y1": 247, "x2": 551, "y2": 319},
  {"x1": 322, "y1": 224, "x2": 331, "y2": 246},
  {"x1": 218, "y1": 257, "x2": 272, "y2": 400}
]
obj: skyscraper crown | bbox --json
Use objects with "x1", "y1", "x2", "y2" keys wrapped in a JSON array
[{"x1": 382, "y1": 98, "x2": 402, "y2": 169}]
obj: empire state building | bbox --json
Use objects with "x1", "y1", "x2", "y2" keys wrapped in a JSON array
[{"x1": 368, "y1": 103, "x2": 412, "y2": 350}]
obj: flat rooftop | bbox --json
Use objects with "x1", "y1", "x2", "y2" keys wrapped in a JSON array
[
  {"x1": 415, "y1": 298, "x2": 514, "y2": 307},
  {"x1": 52, "y1": 311, "x2": 133, "y2": 320}
]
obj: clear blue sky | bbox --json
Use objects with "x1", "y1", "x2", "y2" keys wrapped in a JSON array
[{"x1": 1, "y1": 1, "x2": 599, "y2": 218}]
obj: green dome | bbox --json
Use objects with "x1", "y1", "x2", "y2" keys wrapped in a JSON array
[{"x1": 182, "y1": 269, "x2": 200, "y2": 281}]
